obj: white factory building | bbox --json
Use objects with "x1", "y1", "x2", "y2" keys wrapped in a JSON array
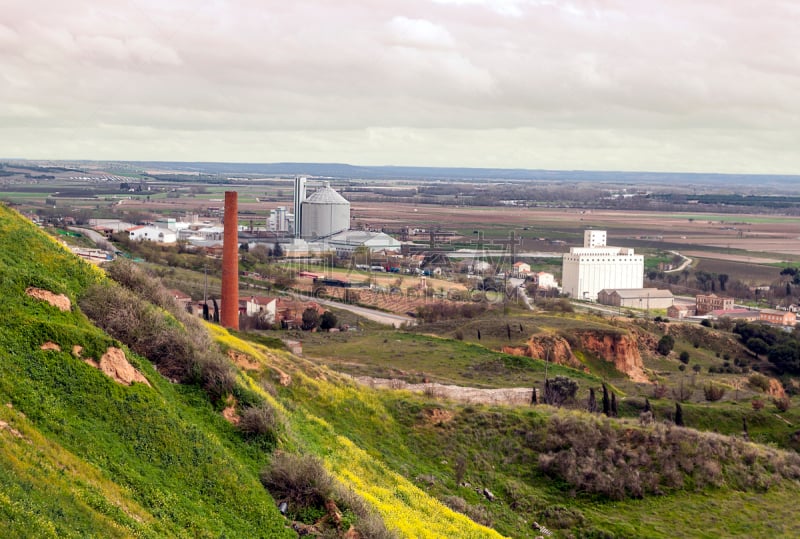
[
  {"x1": 561, "y1": 230, "x2": 643, "y2": 301},
  {"x1": 128, "y1": 225, "x2": 177, "y2": 244}
]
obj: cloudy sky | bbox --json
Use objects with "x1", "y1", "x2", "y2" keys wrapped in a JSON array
[{"x1": 2, "y1": 0, "x2": 799, "y2": 173}]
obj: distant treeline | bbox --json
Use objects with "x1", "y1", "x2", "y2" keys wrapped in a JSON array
[{"x1": 654, "y1": 193, "x2": 800, "y2": 209}]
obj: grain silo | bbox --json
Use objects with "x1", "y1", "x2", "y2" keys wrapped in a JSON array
[{"x1": 300, "y1": 182, "x2": 350, "y2": 239}]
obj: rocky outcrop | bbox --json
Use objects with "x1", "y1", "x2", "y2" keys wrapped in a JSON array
[
  {"x1": 25, "y1": 287, "x2": 71, "y2": 311},
  {"x1": 85, "y1": 347, "x2": 151, "y2": 387},
  {"x1": 222, "y1": 395, "x2": 240, "y2": 425},
  {"x1": 502, "y1": 334, "x2": 584, "y2": 370},
  {"x1": 504, "y1": 330, "x2": 650, "y2": 383},
  {"x1": 577, "y1": 331, "x2": 649, "y2": 383}
]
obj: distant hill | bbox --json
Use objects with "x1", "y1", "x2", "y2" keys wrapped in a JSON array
[
  {"x1": 8, "y1": 158, "x2": 797, "y2": 187},
  {"x1": 131, "y1": 161, "x2": 800, "y2": 186}
]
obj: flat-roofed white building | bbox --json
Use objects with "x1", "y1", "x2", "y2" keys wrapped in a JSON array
[
  {"x1": 533, "y1": 271, "x2": 558, "y2": 290},
  {"x1": 562, "y1": 230, "x2": 643, "y2": 300},
  {"x1": 128, "y1": 225, "x2": 177, "y2": 244}
]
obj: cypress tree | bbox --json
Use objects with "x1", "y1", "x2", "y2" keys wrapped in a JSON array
[
  {"x1": 602, "y1": 383, "x2": 611, "y2": 416},
  {"x1": 611, "y1": 392, "x2": 618, "y2": 417},
  {"x1": 211, "y1": 298, "x2": 220, "y2": 323},
  {"x1": 588, "y1": 387, "x2": 597, "y2": 413},
  {"x1": 675, "y1": 402, "x2": 684, "y2": 426},
  {"x1": 644, "y1": 398, "x2": 651, "y2": 413}
]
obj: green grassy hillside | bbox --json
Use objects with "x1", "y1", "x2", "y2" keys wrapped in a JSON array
[
  {"x1": 0, "y1": 207, "x2": 294, "y2": 537},
  {"x1": 4, "y1": 202, "x2": 800, "y2": 538}
]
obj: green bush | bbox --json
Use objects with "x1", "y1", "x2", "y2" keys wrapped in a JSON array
[
  {"x1": 703, "y1": 384, "x2": 725, "y2": 402},
  {"x1": 238, "y1": 402, "x2": 280, "y2": 448},
  {"x1": 657, "y1": 335, "x2": 675, "y2": 356}
]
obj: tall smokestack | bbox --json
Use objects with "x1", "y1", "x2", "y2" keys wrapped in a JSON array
[
  {"x1": 221, "y1": 191, "x2": 239, "y2": 330},
  {"x1": 293, "y1": 176, "x2": 306, "y2": 238}
]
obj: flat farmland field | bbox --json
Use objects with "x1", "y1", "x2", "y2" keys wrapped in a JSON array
[{"x1": 351, "y1": 202, "x2": 800, "y2": 260}]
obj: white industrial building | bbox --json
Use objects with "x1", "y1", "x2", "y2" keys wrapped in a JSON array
[
  {"x1": 128, "y1": 225, "x2": 177, "y2": 244},
  {"x1": 561, "y1": 230, "x2": 643, "y2": 300},
  {"x1": 267, "y1": 206, "x2": 290, "y2": 233},
  {"x1": 326, "y1": 230, "x2": 402, "y2": 256}
]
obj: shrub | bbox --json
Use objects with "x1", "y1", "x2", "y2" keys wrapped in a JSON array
[
  {"x1": 260, "y1": 452, "x2": 397, "y2": 537},
  {"x1": 79, "y1": 269, "x2": 236, "y2": 402},
  {"x1": 700, "y1": 319, "x2": 712, "y2": 327},
  {"x1": 752, "y1": 398, "x2": 766, "y2": 411},
  {"x1": 652, "y1": 383, "x2": 669, "y2": 399},
  {"x1": 302, "y1": 308, "x2": 320, "y2": 330},
  {"x1": 239, "y1": 402, "x2": 279, "y2": 439},
  {"x1": 679, "y1": 351, "x2": 690, "y2": 364},
  {"x1": 748, "y1": 373, "x2": 771, "y2": 392},
  {"x1": 260, "y1": 453, "x2": 334, "y2": 520},
  {"x1": 319, "y1": 311, "x2": 338, "y2": 331},
  {"x1": 544, "y1": 376, "x2": 579, "y2": 406},
  {"x1": 539, "y1": 505, "x2": 585, "y2": 529},
  {"x1": 442, "y1": 496, "x2": 492, "y2": 527},
  {"x1": 774, "y1": 397, "x2": 791, "y2": 413},
  {"x1": 657, "y1": 335, "x2": 675, "y2": 356},
  {"x1": 692, "y1": 364, "x2": 702, "y2": 373},
  {"x1": 703, "y1": 384, "x2": 725, "y2": 402}
]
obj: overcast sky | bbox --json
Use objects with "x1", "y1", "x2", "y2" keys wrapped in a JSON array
[{"x1": 2, "y1": 0, "x2": 799, "y2": 173}]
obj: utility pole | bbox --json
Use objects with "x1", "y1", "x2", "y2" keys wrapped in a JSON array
[{"x1": 203, "y1": 264, "x2": 208, "y2": 304}]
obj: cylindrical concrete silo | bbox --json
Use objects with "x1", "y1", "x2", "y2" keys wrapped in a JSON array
[{"x1": 300, "y1": 182, "x2": 350, "y2": 239}]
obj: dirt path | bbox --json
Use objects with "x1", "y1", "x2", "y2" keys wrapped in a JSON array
[{"x1": 353, "y1": 376, "x2": 534, "y2": 405}]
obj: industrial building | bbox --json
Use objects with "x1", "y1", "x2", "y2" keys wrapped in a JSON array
[
  {"x1": 127, "y1": 225, "x2": 177, "y2": 244},
  {"x1": 326, "y1": 230, "x2": 402, "y2": 256},
  {"x1": 597, "y1": 288, "x2": 674, "y2": 309},
  {"x1": 561, "y1": 230, "x2": 644, "y2": 301}
]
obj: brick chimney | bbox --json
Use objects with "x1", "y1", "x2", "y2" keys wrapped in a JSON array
[{"x1": 221, "y1": 191, "x2": 239, "y2": 330}]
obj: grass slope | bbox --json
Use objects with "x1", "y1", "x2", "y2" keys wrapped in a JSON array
[{"x1": 0, "y1": 205, "x2": 292, "y2": 538}]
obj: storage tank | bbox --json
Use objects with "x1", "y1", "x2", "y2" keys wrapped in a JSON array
[{"x1": 301, "y1": 182, "x2": 350, "y2": 239}]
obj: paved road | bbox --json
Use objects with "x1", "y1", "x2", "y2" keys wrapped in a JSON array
[
  {"x1": 291, "y1": 292, "x2": 416, "y2": 328},
  {"x1": 664, "y1": 250, "x2": 693, "y2": 273},
  {"x1": 68, "y1": 226, "x2": 109, "y2": 245}
]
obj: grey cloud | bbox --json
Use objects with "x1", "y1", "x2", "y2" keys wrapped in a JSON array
[{"x1": 0, "y1": 0, "x2": 798, "y2": 173}]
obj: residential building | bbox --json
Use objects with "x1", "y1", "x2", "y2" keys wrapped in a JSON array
[
  {"x1": 667, "y1": 304, "x2": 696, "y2": 319},
  {"x1": 696, "y1": 294, "x2": 734, "y2": 315},
  {"x1": 759, "y1": 309, "x2": 797, "y2": 326},
  {"x1": 239, "y1": 296, "x2": 277, "y2": 322},
  {"x1": 168, "y1": 289, "x2": 193, "y2": 310},
  {"x1": 561, "y1": 230, "x2": 644, "y2": 300},
  {"x1": 709, "y1": 309, "x2": 759, "y2": 322},
  {"x1": 597, "y1": 288, "x2": 674, "y2": 309},
  {"x1": 512, "y1": 261, "x2": 531, "y2": 278},
  {"x1": 533, "y1": 271, "x2": 558, "y2": 290}
]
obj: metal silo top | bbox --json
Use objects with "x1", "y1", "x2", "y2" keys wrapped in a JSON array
[{"x1": 303, "y1": 183, "x2": 350, "y2": 205}]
